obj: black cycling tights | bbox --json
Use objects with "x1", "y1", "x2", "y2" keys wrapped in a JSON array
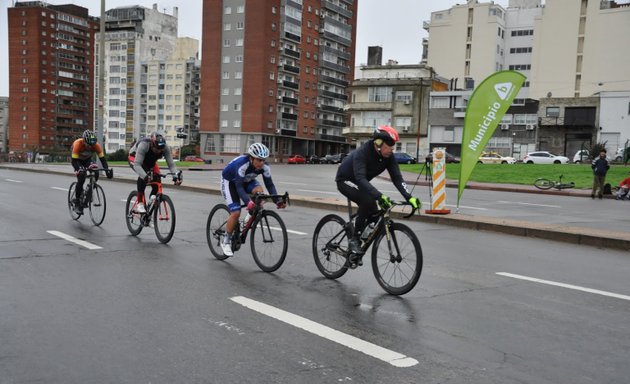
[{"x1": 337, "y1": 181, "x2": 378, "y2": 237}]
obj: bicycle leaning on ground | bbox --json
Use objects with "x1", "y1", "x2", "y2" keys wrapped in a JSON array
[
  {"x1": 312, "y1": 199, "x2": 422, "y2": 296},
  {"x1": 206, "y1": 192, "x2": 290, "y2": 272},
  {"x1": 125, "y1": 170, "x2": 181, "y2": 244},
  {"x1": 533, "y1": 174, "x2": 575, "y2": 191},
  {"x1": 68, "y1": 165, "x2": 112, "y2": 226}
]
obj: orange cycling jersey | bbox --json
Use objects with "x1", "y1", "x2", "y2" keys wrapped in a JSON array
[{"x1": 71, "y1": 138, "x2": 105, "y2": 161}]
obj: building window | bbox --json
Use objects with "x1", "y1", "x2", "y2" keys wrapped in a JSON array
[
  {"x1": 225, "y1": 6, "x2": 232, "y2": 14},
  {"x1": 224, "y1": 23, "x2": 231, "y2": 31},
  {"x1": 546, "y1": 107, "x2": 560, "y2": 117}
]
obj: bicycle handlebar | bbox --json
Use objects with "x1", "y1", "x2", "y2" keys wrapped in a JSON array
[
  {"x1": 240, "y1": 191, "x2": 290, "y2": 208},
  {"x1": 385, "y1": 200, "x2": 417, "y2": 218}
]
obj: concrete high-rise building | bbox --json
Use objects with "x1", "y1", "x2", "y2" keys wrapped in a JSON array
[
  {"x1": 95, "y1": 4, "x2": 178, "y2": 152},
  {"x1": 7, "y1": 2, "x2": 97, "y2": 156},
  {"x1": 200, "y1": 0, "x2": 358, "y2": 164},
  {"x1": 140, "y1": 37, "x2": 200, "y2": 153},
  {"x1": 424, "y1": 0, "x2": 630, "y2": 100},
  {"x1": 529, "y1": 0, "x2": 630, "y2": 99}
]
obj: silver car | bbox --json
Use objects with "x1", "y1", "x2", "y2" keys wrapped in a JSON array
[{"x1": 523, "y1": 151, "x2": 570, "y2": 164}]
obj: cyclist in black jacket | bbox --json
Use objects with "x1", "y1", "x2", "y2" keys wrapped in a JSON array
[{"x1": 335, "y1": 125, "x2": 420, "y2": 255}]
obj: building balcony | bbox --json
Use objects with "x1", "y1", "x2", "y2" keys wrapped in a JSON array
[
  {"x1": 346, "y1": 102, "x2": 391, "y2": 111},
  {"x1": 283, "y1": 64, "x2": 300, "y2": 74},
  {"x1": 282, "y1": 96, "x2": 298, "y2": 105},
  {"x1": 283, "y1": 47, "x2": 300, "y2": 59},
  {"x1": 320, "y1": 74, "x2": 349, "y2": 87},
  {"x1": 453, "y1": 106, "x2": 466, "y2": 118},
  {"x1": 282, "y1": 80, "x2": 299, "y2": 90},
  {"x1": 281, "y1": 112, "x2": 298, "y2": 120},
  {"x1": 321, "y1": 89, "x2": 348, "y2": 100},
  {"x1": 323, "y1": 0, "x2": 353, "y2": 18},
  {"x1": 342, "y1": 126, "x2": 373, "y2": 136},
  {"x1": 320, "y1": 59, "x2": 351, "y2": 74},
  {"x1": 319, "y1": 119, "x2": 346, "y2": 128}
]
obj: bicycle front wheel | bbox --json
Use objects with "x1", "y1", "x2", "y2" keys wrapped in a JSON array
[
  {"x1": 534, "y1": 178, "x2": 554, "y2": 190},
  {"x1": 250, "y1": 210, "x2": 288, "y2": 272},
  {"x1": 371, "y1": 222, "x2": 422, "y2": 295},
  {"x1": 68, "y1": 182, "x2": 80, "y2": 220},
  {"x1": 125, "y1": 191, "x2": 144, "y2": 236},
  {"x1": 88, "y1": 184, "x2": 107, "y2": 226},
  {"x1": 154, "y1": 194, "x2": 176, "y2": 244},
  {"x1": 206, "y1": 204, "x2": 231, "y2": 260},
  {"x1": 312, "y1": 214, "x2": 349, "y2": 279}
]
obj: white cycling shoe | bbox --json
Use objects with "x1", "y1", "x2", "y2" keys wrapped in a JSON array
[
  {"x1": 221, "y1": 242, "x2": 233, "y2": 257},
  {"x1": 135, "y1": 203, "x2": 146, "y2": 214}
]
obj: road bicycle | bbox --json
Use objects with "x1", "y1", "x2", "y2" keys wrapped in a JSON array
[
  {"x1": 206, "y1": 192, "x2": 289, "y2": 272},
  {"x1": 312, "y1": 199, "x2": 422, "y2": 296},
  {"x1": 125, "y1": 171, "x2": 181, "y2": 244},
  {"x1": 533, "y1": 174, "x2": 575, "y2": 190},
  {"x1": 68, "y1": 166, "x2": 112, "y2": 226}
]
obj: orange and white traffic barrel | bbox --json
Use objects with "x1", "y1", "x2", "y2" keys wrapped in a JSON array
[{"x1": 425, "y1": 147, "x2": 451, "y2": 214}]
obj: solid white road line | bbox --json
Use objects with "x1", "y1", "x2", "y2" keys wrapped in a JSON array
[
  {"x1": 6, "y1": 179, "x2": 23, "y2": 183},
  {"x1": 496, "y1": 272, "x2": 630, "y2": 301},
  {"x1": 230, "y1": 296, "x2": 419, "y2": 368},
  {"x1": 266, "y1": 227, "x2": 307, "y2": 236},
  {"x1": 51, "y1": 187, "x2": 68, "y2": 191},
  {"x1": 497, "y1": 201, "x2": 561, "y2": 208},
  {"x1": 47, "y1": 230, "x2": 102, "y2": 250}
]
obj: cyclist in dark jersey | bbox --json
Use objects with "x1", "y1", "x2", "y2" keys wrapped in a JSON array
[
  {"x1": 335, "y1": 125, "x2": 420, "y2": 255},
  {"x1": 128, "y1": 131, "x2": 182, "y2": 213},
  {"x1": 219, "y1": 142, "x2": 285, "y2": 256}
]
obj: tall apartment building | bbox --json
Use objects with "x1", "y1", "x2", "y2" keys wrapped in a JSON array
[
  {"x1": 7, "y1": 2, "x2": 97, "y2": 156},
  {"x1": 140, "y1": 38, "x2": 201, "y2": 153},
  {"x1": 529, "y1": 0, "x2": 630, "y2": 99},
  {"x1": 95, "y1": 4, "x2": 178, "y2": 152},
  {"x1": 200, "y1": 0, "x2": 357, "y2": 164},
  {"x1": 424, "y1": 0, "x2": 630, "y2": 100}
]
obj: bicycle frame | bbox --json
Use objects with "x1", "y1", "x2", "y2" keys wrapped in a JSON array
[
  {"x1": 326, "y1": 200, "x2": 416, "y2": 263},
  {"x1": 231, "y1": 192, "x2": 289, "y2": 250}
]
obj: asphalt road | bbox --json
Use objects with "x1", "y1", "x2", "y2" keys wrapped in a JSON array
[{"x1": 1, "y1": 169, "x2": 629, "y2": 383}]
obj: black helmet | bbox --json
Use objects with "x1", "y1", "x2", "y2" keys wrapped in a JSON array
[
  {"x1": 150, "y1": 131, "x2": 166, "y2": 149},
  {"x1": 83, "y1": 130, "x2": 97, "y2": 145}
]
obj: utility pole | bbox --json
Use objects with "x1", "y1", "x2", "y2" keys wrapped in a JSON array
[{"x1": 97, "y1": 0, "x2": 106, "y2": 147}]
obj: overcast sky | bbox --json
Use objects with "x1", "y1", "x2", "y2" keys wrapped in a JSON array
[{"x1": 0, "y1": 0, "x2": 511, "y2": 96}]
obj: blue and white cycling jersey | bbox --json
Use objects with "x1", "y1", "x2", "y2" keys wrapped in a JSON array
[{"x1": 221, "y1": 155, "x2": 278, "y2": 211}]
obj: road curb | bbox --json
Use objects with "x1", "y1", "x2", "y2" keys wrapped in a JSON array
[{"x1": 2, "y1": 164, "x2": 628, "y2": 251}]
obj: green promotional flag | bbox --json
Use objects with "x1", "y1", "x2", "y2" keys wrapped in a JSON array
[{"x1": 457, "y1": 71, "x2": 526, "y2": 206}]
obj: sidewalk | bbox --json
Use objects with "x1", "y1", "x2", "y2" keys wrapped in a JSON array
[{"x1": 2, "y1": 163, "x2": 629, "y2": 251}]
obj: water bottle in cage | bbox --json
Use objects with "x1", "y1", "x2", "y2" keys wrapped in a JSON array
[{"x1": 361, "y1": 222, "x2": 376, "y2": 241}]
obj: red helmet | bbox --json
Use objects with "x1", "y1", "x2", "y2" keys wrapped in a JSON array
[{"x1": 373, "y1": 125, "x2": 399, "y2": 146}]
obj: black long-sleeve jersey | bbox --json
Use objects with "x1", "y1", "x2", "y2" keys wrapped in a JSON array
[{"x1": 335, "y1": 140, "x2": 412, "y2": 201}]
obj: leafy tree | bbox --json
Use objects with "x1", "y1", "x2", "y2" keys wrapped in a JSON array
[{"x1": 106, "y1": 148, "x2": 128, "y2": 161}]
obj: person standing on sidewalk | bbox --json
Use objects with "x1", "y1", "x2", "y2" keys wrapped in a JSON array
[{"x1": 591, "y1": 150, "x2": 610, "y2": 199}]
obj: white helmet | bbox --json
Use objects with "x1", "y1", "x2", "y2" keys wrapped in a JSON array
[{"x1": 248, "y1": 143, "x2": 269, "y2": 159}]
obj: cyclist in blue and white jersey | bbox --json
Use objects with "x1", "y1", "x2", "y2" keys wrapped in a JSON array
[{"x1": 220, "y1": 143, "x2": 286, "y2": 256}]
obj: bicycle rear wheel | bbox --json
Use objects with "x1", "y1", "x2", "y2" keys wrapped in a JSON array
[
  {"x1": 534, "y1": 178, "x2": 554, "y2": 190},
  {"x1": 88, "y1": 184, "x2": 106, "y2": 226},
  {"x1": 312, "y1": 214, "x2": 349, "y2": 279},
  {"x1": 125, "y1": 191, "x2": 144, "y2": 236},
  {"x1": 154, "y1": 194, "x2": 176, "y2": 244},
  {"x1": 371, "y1": 222, "x2": 422, "y2": 295},
  {"x1": 250, "y1": 210, "x2": 288, "y2": 272},
  {"x1": 206, "y1": 204, "x2": 231, "y2": 260},
  {"x1": 67, "y1": 182, "x2": 80, "y2": 220}
]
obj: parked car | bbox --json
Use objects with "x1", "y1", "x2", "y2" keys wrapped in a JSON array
[
  {"x1": 184, "y1": 155, "x2": 205, "y2": 162},
  {"x1": 287, "y1": 154, "x2": 306, "y2": 164},
  {"x1": 478, "y1": 152, "x2": 516, "y2": 164},
  {"x1": 523, "y1": 151, "x2": 569, "y2": 164},
  {"x1": 573, "y1": 150, "x2": 590, "y2": 164},
  {"x1": 614, "y1": 147, "x2": 627, "y2": 162},
  {"x1": 426, "y1": 151, "x2": 460, "y2": 164},
  {"x1": 324, "y1": 153, "x2": 346, "y2": 164},
  {"x1": 393, "y1": 152, "x2": 417, "y2": 164},
  {"x1": 307, "y1": 155, "x2": 322, "y2": 164}
]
